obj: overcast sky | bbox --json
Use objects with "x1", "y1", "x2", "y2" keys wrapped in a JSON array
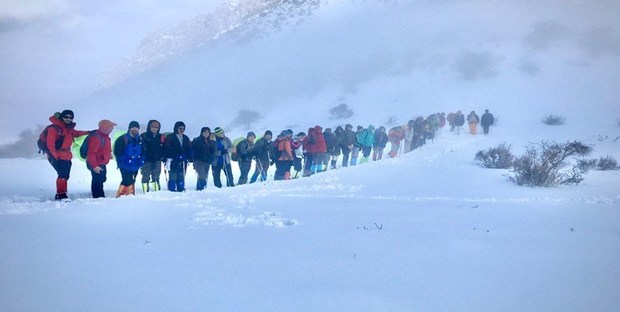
[{"x1": 1, "y1": 0, "x2": 619, "y2": 143}]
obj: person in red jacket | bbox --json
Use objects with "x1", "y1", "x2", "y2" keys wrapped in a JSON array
[
  {"x1": 45, "y1": 110, "x2": 90, "y2": 200},
  {"x1": 86, "y1": 119, "x2": 116, "y2": 198}
]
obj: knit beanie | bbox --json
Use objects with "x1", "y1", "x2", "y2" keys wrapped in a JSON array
[
  {"x1": 61, "y1": 110, "x2": 74, "y2": 118},
  {"x1": 214, "y1": 127, "x2": 224, "y2": 136}
]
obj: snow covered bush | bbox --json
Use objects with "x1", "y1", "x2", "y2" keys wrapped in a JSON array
[
  {"x1": 329, "y1": 103, "x2": 354, "y2": 120},
  {"x1": 510, "y1": 140, "x2": 592, "y2": 187},
  {"x1": 0, "y1": 127, "x2": 39, "y2": 158},
  {"x1": 596, "y1": 155, "x2": 619, "y2": 170},
  {"x1": 542, "y1": 114, "x2": 565, "y2": 125},
  {"x1": 474, "y1": 143, "x2": 515, "y2": 169}
]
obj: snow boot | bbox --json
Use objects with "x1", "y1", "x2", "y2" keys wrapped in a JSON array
[
  {"x1": 127, "y1": 184, "x2": 135, "y2": 195},
  {"x1": 176, "y1": 181, "x2": 185, "y2": 192},
  {"x1": 142, "y1": 182, "x2": 149, "y2": 193},
  {"x1": 152, "y1": 181, "x2": 161, "y2": 192},
  {"x1": 116, "y1": 185, "x2": 128, "y2": 198}
]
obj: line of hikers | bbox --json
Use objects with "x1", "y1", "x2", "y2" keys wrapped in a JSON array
[{"x1": 41, "y1": 109, "x2": 494, "y2": 200}]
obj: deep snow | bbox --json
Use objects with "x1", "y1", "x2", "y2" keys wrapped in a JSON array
[{"x1": 1, "y1": 120, "x2": 619, "y2": 311}]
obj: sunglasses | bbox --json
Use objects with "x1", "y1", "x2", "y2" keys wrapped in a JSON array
[{"x1": 63, "y1": 116, "x2": 74, "y2": 120}]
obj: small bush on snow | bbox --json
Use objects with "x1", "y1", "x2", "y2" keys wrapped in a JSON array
[
  {"x1": 510, "y1": 140, "x2": 592, "y2": 187},
  {"x1": 596, "y1": 155, "x2": 619, "y2": 170},
  {"x1": 474, "y1": 143, "x2": 515, "y2": 169},
  {"x1": 542, "y1": 114, "x2": 565, "y2": 126}
]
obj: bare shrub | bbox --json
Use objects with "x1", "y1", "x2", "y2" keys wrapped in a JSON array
[
  {"x1": 510, "y1": 140, "x2": 592, "y2": 187},
  {"x1": 596, "y1": 155, "x2": 618, "y2": 170},
  {"x1": 542, "y1": 114, "x2": 565, "y2": 125},
  {"x1": 230, "y1": 109, "x2": 262, "y2": 130},
  {"x1": 329, "y1": 103, "x2": 354, "y2": 120},
  {"x1": 474, "y1": 143, "x2": 515, "y2": 169}
]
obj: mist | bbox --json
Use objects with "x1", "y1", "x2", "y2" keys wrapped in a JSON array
[{"x1": 1, "y1": 0, "x2": 619, "y2": 146}]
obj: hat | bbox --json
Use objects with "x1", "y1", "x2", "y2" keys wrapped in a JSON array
[
  {"x1": 214, "y1": 127, "x2": 224, "y2": 136},
  {"x1": 61, "y1": 110, "x2": 74, "y2": 118},
  {"x1": 247, "y1": 131, "x2": 256, "y2": 138},
  {"x1": 286, "y1": 129, "x2": 293, "y2": 135},
  {"x1": 128, "y1": 121, "x2": 140, "y2": 129},
  {"x1": 264, "y1": 130, "x2": 273, "y2": 137},
  {"x1": 280, "y1": 130, "x2": 288, "y2": 137},
  {"x1": 98, "y1": 119, "x2": 117, "y2": 134}
]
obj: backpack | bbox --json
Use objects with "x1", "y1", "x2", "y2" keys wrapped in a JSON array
[
  {"x1": 80, "y1": 131, "x2": 105, "y2": 159},
  {"x1": 231, "y1": 144, "x2": 239, "y2": 162},
  {"x1": 37, "y1": 124, "x2": 63, "y2": 154}
]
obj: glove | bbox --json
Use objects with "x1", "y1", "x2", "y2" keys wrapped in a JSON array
[{"x1": 165, "y1": 158, "x2": 172, "y2": 171}]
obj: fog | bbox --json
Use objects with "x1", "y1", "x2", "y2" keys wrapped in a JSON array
[{"x1": 1, "y1": 0, "x2": 619, "y2": 145}]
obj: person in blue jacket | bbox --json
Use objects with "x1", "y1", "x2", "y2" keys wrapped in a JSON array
[{"x1": 113, "y1": 121, "x2": 144, "y2": 197}]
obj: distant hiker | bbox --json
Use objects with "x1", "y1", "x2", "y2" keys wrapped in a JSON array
[
  {"x1": 113, "y1": 121, "x2": 144, "y2": 197},
  {"x1": 413, "y1": 117, "x2": 425, "y2": 149},
  {"x1": 140, "y1": 120, "x2": 164, "y2": 192},
  {"x1": 454, "y1": 111, "x2": 465, "y2": 134},
  {"x1": 164, "y1": 121, "x2": 192, "y2": 192},
  {"x1": 311, "y1": 125, "x2": 327, "y2": 173},
  {"x1": 373, "y1": 126, "x2": 388, "y2": 161},
  {"x1": 467, "y1": 111, "x2": 480, "y2": 135},
  {"x1": 426, "y1": 114, "x2": 439, "y2": 141},
  {"x1": 340, "y1": 124, "x2": 355, "y2": 168},
  {"x1": 236, "y1": 131, "x2": 256, "y2": 185},
  {"x1": 438, "y1": 112, "x2": 446, "y2": 129},
  {"x1": 480, "y1": 109, "x2": 495, "y2": 135},
  {"x1": 447, "y1": 112, "x2": 456, "y2": 131},
  {"x1": 44, "y1": 110, "x2": 89, "y2": 200},
  {"x1": 86, "y1": 119, "x2": 116, "y2": 198},
  {"x1": 291, "y1": 132, "x2": 305, "y2": 178},
  {"x1": 350, "y1": 125, "x2": 364, "y2": 166},
  {"x1": 358, "y1": 125, "x2": 375, "y2": 164},
  {"x1": 274, "y1": 130, "x2": 294, "y2": 180},
  {"x1": 387, "y1": 125, "x2": 405, "y2": 158},
  {"x1": 302, "y1": 127, "x2": 315, "y2": 177},
  {"x1": 324, "y1": 127, "x2": 340, "y2": 170},
  {"x1": 210, "y1": 127, "x2": 234, "y2": 187},
  {"x1": 404, "y1": 120, "x2": 415, "y2": 153},
  {"x1": 250, "y1": 130, "x2": 272, "y2": 183},
  {"x1": 192, "y1": 127, "x2": 215, "y2": 190}
]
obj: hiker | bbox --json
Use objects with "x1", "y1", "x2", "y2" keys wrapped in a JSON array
[
  {"x1": 237, "y1": 131, "x2": 256, "y2": 185},
  {"x1": 447, "y1": 112, "x2": 456, "y2": 131},
  {"x1": 404, "y1": 120, "x2": 415, "y2": 153},
  {"x1": 373, "y1": 126, "x2": 388, "y2": 161},
  {"x1": 324, "y1": 127, "x2": 340, "y2": 170},
  {"x1": 113, "y1": 121, "x2": 144, "y2": 197},
  {"x1": 86, "y1": 119, "x2": 116, "y2": 198},
  {"x1": 140, "y1": 120, "x2": 164, "y2": 192},
  {"x1": 426, "y1": 114, "x2": 439, "y2": 141},
  {"x1": 358, "y1": 125, "x2": 375, "y2": 164},
  {"x1": 210, "y1": 127, "x2": 234, "y2": 187},
  {"x1": 454, "y1": 111, "x2": 465, "y2": 134},
  {"x1": 291, "y1": 132, "x2": 305, "y2": 178},
  {"x1": 413, "y1": 117, "x2": 425, "y2": 149},
  {"x1": 164, "y1": 121, "x2": 192, "y2": 192},
  {"x1": 302, "y1": 127, "x2": 315, "y2": 177},
  {"x1": 480, "y1": 109, "x2": 495, "y2": 135},
  {"x1": 387, "y1": 125, "x2": 405, "y2": 158},
  {"x1": 350, "y1": 126, "x2": 364, "y2": 166},
  {"x1": 311, "y1": 125, "x2": 327, "y2": 173},
  {"x1": 43, "y1": 110, "x2": 89, "y2": 200},
  {"x1": 276, "y1": 130, "x2": 294, "y2": 180},
  {"x1": 467, "y1": 111, "x2": 480, "y2": 135},
  {"x1": 250, "y1": 130, "x2": 272, "y2": 183},
  {"x1": 192, "y1": 127, "x2": 215, "y2": 190},
  {"x1": 341, "y1": 124, "x2": 355, "y2": 168}
]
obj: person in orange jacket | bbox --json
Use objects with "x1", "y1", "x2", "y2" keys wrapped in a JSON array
[
  {"x1": 86, "y1": 119, "x2": 117, "y2": 198},
  {"x1": 45, "y1": 110, "x2": 90, "y2": 200}
]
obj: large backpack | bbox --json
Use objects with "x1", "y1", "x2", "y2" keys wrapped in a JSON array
[
  {"x1": 37, "y1": 124, "x2": 63, "y2": 155},
  {"x1": 80, "y1": 131, "x2": 105, "y2": 159}
]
